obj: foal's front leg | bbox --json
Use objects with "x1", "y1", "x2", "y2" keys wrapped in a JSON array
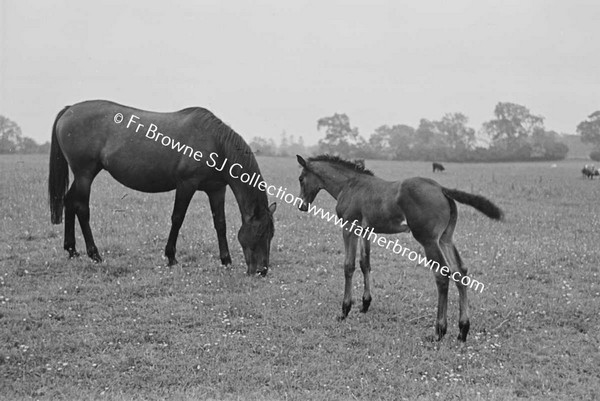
[{"x1": 339, "y1": 229, "x2": 358, "y2": 320}]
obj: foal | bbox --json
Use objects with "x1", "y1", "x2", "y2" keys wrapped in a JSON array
[{"x1": 296, "y1": 155, "x2": 503, "y2": 342}]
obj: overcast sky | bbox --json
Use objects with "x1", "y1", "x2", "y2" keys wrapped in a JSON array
[{"x1": 1, "y1": 0, "x2": 598, "y2": 145}]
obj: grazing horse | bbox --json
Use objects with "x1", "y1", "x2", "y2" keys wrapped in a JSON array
[
  {"x1": 296, "y1": 155, "x2": 503, "y2": 342},
  {"x1": 432, "y1": 162, "x2": 445, "y2": 172},
  {"x1": 49, "y1": 100, "x2": 276, "y2": 275},
  {"x1": 582, "y1": 164, "x2": 599, "y2": 179}
]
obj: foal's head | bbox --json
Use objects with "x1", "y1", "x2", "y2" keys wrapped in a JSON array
[
  {"x1": 296, "y1": 155, "x2": 323, "y2": 211},
  {"x1": 296, "y1": 154, "x2": 372, "y2": 211}
]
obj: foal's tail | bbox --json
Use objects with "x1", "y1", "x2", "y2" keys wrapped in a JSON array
[
  {"x1": 48, "y1": 106, "x2": 70, "y2": 224},
  {"x1": 441, "y1": 187, "x2": 504, "y2": 221}
]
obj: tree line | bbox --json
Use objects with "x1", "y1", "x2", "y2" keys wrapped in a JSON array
[
  {"x1": 0, "y1": 116, "x2": 49, "y2": 154},
  {"x1": 577, "y1": 111, "x2": 600, "y2": 161},
  {"x1": 251, "y1": 102, "x2": 600, "y2": 162},
  {"x1": 2, "y1": 101, "x2": 600, "y2": 161}
]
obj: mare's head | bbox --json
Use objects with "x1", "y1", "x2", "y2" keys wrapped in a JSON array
[{"x1": 238, "y1": 202, "x2": 277, "y2": 276}]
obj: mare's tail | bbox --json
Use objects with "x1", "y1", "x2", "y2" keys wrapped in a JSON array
[{"x1": 48, "y1": 106, "x2": 70, "y2": 224}]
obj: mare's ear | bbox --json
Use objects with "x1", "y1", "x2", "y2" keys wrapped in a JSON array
[
  {"x1": 296, "y1": 155, "x2": 307, "y2": 168},
  {"x1": 268, "y1": 202, "x2": 277, "y2": 215}
]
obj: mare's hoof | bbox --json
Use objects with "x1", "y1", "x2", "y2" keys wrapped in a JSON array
[
  {"x1": 436, "y1": 325, "x2": 447, "y2": 341},
  {"x1": 68, "y1": 250, "x2": 80, "y2": 259},
  {"x1": 360, "y1": 297, "x2": 372, "y2": 313},
  {"x1": 167, "y1": 257, "x2": 178, "y2": 267},
  {"x1": 221, "y1": 255, "x2": 232, "y2": 266},
  {"x1": 250, "y1": 269, "x2": 267, "y2": 277}
]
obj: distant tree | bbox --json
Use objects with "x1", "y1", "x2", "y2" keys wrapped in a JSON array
[
  {"x1": 436, "y1": 113, "x2": 476, "y2": 152},
  {"x1": 285, "y1": 135, "x2": 307, "y2": 157},
  {"x1": 249, "y1": 137, "x2": 277, "y2": 156},
  {"x1": 317, "y1": 113, "x2": 361, "y2": 157},
  {"x1": 37, "y1": 141, "x2": 51, "y2": 154},
  {"x1": 414, "y1": 118, "x2": 440, "y2": 146},
  {"x1": 0, "y1": 115, "x2": 23, "y2": 154},
  {"x1": 369, "y1": 124, "x2": 415, "y2": 159},
  {"x1": 279, "y1": 131, "x2": 290, "y2": 156},
  {"x1": 529, "y1": 128, "x2": 569, "y2": 160},
  {"x1": 576, "y1": 111, "x2": 600, "y2": 151},
  {"x1": 412, "y1": 118, "x2": 450, "y2": 160},
  {"x1": 20, "y1": 137, "x2": 40, "y2": 154},
  {"x1": 482, "y1": 102, "x2": 544, "y2": 150}
]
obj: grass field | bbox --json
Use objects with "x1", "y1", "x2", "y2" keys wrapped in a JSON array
[{"x1": 1, "y1": 154, "x2": 599, "y2": 400}]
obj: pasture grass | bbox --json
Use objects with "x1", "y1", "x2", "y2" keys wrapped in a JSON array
[{"x1": 1, "y1": 154, "x2": 599, "y2": 400}]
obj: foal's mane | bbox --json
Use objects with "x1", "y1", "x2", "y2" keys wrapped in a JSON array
[{"x1": 308, "y1": 154, "x2": 374, "y2": 176}]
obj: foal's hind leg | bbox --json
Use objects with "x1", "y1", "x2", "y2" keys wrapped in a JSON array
[
  {"x1": 339, "y1": 229, "x2": 358, "y2": 320},
  {"x1": 421, "y1": 241, "x2": 451, "y2": 341},
  {"x1": 440, "y1": 199, "x2": 470, "y2": 342},
  {"x1": 207, "y1": 187, "x2": 231, "y2": 266},
  {"x1": 72, "y1": 174, "x2": 102, "y2": 262},
  {"x1": 359, "y1": 236, "x2": 372, "y2": 313},
  {"x1": 441, "y1": 241, "x2": 469, "y2": 342},
  {"x1": 165, "y1": 182, "x2": 197, "y2": 266}
]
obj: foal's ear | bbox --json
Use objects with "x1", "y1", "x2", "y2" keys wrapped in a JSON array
[
  {"x1": 268, "y1": 202, "x2": 277, "y2": 215},
  {"x1": 296, "y1": 155, "x2": 307, "y2": 168}
]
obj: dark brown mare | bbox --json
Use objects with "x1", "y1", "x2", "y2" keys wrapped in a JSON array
[
  {"x1": 49, "y1": 100, "x2": 276, "y2": 275},
  {"x1": 296, "y1": 155, "x2": 504, "y2": 341}
]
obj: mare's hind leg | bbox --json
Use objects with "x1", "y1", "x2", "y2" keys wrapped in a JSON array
[
  {"x1": 339, "y1": 229, "x2": 358, "y2": 320},
  {"x1": 359, "y1": 236, "x2": 372, "y2": 313},
  {"x1": 421, "y1": 240, "x2": 451, "y2": 341},
  {"x1": 165, "y1": 181, "x2": 197, "y2": 266},
  {"x1": 72, "y1": 174, "x2": 102, "y2": 262},
  {"x1": 207, "y1": 187, "x2": 231, "y2": 266},
  {"x1": 63, "y1": 184, "x2": 79, "y2": 258}
]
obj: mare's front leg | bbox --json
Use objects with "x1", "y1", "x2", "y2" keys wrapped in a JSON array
[
  {"x1": 339, "y1": 229, "x2": 358, "y2": 320},
  {"x1": 165, "y1": 181, "x2": 197, "y2": 266},
  {"x1": 359, "y1": 235, "x2": 372, "y2": 313},
  {"x1": 207, "y1": 186, "x2": 231, "y2": 265}
]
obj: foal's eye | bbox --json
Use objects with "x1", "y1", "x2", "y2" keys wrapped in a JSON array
[{"x1": 299, "y1": 177, "x2": 303, "y2": 183}]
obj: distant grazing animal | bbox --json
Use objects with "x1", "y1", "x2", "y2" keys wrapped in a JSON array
[
  {"x1": 49, "y1": 100, "x2": 276, "y2": 275},
  {"x1": 432, "y1": 162, "x2": 445, "y2": 172},
  {"x1": 582, "y1": 164, "x2": 599, "y2": 179},
  {"x1": 296, "y1": 154, "x2": 504, "y2": 342}
]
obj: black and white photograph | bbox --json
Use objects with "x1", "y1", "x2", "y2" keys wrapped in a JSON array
[{"x1": 1, "y1": 1, "x2": 599, "y2": 399}]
